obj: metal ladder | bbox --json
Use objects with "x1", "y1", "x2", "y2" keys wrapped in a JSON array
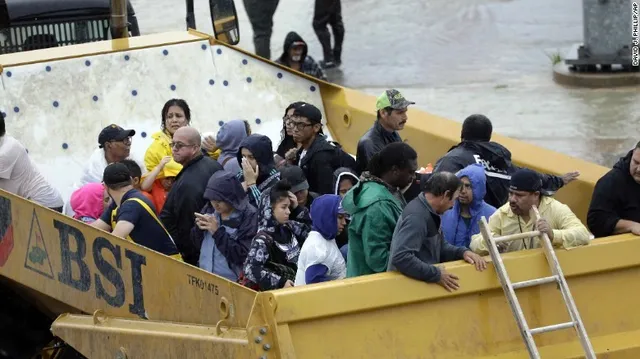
[{"x1": 478, "y1": 205, "x2": 596, "y2": 359}]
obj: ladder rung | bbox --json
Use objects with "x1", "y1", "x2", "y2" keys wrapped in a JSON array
[
  {"x1": 530, "y1": 321, "x2": 576, "y2": 335},
  {"x1": 494, "y1": 230, "x2": 541, "y2": 244},
  {"x1": 512, "y1": 275, "x2": 558, "y2": 289}
]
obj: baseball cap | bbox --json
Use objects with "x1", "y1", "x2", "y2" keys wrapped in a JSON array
[
  {"x1": 280, "y1": 165, "x2": 309, "y2": 193},
  {"x1": 98, "y1": 124, "x2": 136, "y2": 148},
  {"x1": 376, "y1": 89, "x2": 415, "y2": 111},
  {"x1": 102, "y1": 163, "x2": 132, "y2": 186},
  {"x1": 509, "y1": 169, "x2": 544, "y2": 193},
  {"x1": 292, "y1": 102, "x2": 322, "y2": 124}
]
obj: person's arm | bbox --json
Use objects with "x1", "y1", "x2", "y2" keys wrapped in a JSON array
[
  {"x1": 112, "y1": 200, "x2": 143, "y2": 240},
  {"x1": 549, "y1": 203, "x2": 591, "y2": 248},
  {"x1": 112, "y1": 221, "x2": 135, "y2": 239},
  {"x1": 91, "y1": 205, "x2": 114, "y2": 232},
  {"x1": 141, "y1": 160, "x2": 168, "y2": 191},
  {"x1": 290, "y1": 204, "x2": 312, "y2": 226},
  {"x1": 439, "y1": 237, "x2": 468, "y2": 263},
  {"x1": 244, "y1": 236, "x2": 287, "y2": 291},
  {"x1": 213, "y1": 212, "x2": 257, "y2": 267},
  {"x1": 389, "y1": 213, "x2": 442, "y2": 283},
  {"x1": 305, "y1": 264, "x2": 330, "y2": 284},
  {"x1": 361, "y1": 207, "x2": 397, "y2": 273},
  {"x1": 469, "y1": 212, "x2": 502, "y2": 255},
  {"x1": 587, "y1": 176, "x2": 625, "y2": 238},
  {"x1": 143, "y1": 141, "x2": 165, "y2": 172},
  {"x1": 433, "y1": 155, "x2": 465, "y2": 174}
]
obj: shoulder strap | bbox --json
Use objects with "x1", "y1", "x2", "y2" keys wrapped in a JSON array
[
  {"x1": 124, "y1": 198, "x2": 174, "y2": 243},
  {"x1": 221, "y1": 156, "x2": 234, "y2": 167}
]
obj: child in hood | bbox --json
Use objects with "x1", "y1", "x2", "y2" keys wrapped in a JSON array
[
  {"x1": 242, "y1": 180, "x2": 311, "y2": 291},
  {"x1": 70, "y1": 182, "x2": 109, "y2": 223},
  {"x1": 295, "y1": 194, "x2": 348, "y2": 286},
  {"x1": 140, "y1": 156, "x2": 181, "y2": 214},
  {"x1": 193, "y1": 171, "x2": 258, "y2": 280}
]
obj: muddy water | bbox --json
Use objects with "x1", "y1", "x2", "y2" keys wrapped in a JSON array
[{"x1": 132, "y1": 0, "x2": 640, "y2": 167}]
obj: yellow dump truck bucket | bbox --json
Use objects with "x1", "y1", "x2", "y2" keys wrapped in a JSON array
[{"x1": 1, "y1": 31, "x2": 639, "y2": 358}]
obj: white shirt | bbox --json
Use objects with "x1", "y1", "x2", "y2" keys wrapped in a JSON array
[
  {"x1": 0, "y1": 135, "x2": 63, "y2": 208},
  {"x1": 295, "y1": 231, "x2": 346, "y2": 286}
]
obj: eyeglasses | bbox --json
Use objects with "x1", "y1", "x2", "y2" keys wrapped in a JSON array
[
  {"x1": 289, "y1": 121, "x2": 314, "y2": 131},
  {"x1": 170, "y1": 141, "x2": 195, "y2": 150}
]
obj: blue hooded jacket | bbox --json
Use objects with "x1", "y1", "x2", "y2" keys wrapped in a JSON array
[
  {"x1": 441, "y1": 163, "x2": 497, "y2": 248},
  {"x1": 217, "y1": 120, "x2": 248, "y2": 175},
  {"x1": 310, "y1": 194, "x2": 343, "y2": 240}
]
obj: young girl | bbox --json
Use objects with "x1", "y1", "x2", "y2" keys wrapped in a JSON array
[{"x1": 242, "y1": 180, "x2": 311, "y2": 291}]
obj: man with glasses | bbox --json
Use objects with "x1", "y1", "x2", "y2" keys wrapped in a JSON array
[
  {"x1": 160, "y1": 126, "x2": 223, "y2": 266},
  {"x1": 289, "y1": 102, "x2": 340, "y2": 195}
]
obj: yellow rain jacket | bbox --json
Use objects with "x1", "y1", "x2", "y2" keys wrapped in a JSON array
[{"x1": 470, "y1": 196, "x2": 591, "y2": 255}]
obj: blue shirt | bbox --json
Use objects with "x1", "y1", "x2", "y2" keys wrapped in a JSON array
[{"x1": 100, "y1": 189, "x2": 179, "y2": 256}]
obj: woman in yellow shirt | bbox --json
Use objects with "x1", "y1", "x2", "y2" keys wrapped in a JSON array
[{"x1": 144, "y1": 99, "x2": 192, "y2": 172}]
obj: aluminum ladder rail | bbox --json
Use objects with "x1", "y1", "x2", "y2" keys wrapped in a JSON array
[{"x1": 478, "y1": 205, "x2": 595, "y2": 359}]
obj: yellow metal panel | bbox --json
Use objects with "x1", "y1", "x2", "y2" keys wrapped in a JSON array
[
  {"x1": 0, "y1": 189, "x2": 256, "y2": 327},
  {"x1": 269, "y1": 237, "x2": 640, "y2": 358},
  {"x1": 52, "y1": 313, "x2": 253, "y2": 358},
  {"x1": 0, "y1": 31, "x2": 208, "y2": 68}
]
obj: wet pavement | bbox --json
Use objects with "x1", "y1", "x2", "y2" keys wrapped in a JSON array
[{"x1": 132, "y1": 0, "x2": 640, "y2": 167}]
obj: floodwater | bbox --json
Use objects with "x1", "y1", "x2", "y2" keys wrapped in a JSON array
[{"x1": 132, "y1": 0, "x2": 640, "y2": 167}]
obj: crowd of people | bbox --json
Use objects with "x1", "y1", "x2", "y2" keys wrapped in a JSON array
[{"x1": 1, "y1": 88, "x2": 639, "y2": 292}]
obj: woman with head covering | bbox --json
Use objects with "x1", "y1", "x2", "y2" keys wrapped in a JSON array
[
  {"x1": 236, "y1": 134, "x2": 281, "y2": 208},
  {"x1": 193, "y1": 171, "x2": 258, "y2": 281},
  {"x1": 216, "y1": 120, "x2": 249, "y2": 175},
  {"x1": 70, "y1": 182, "x2": 109, "y2": 223}
]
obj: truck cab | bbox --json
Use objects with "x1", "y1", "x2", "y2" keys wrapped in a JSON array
[{"x1": 0, "y1": 0, "x2": 140, "y2": 54}]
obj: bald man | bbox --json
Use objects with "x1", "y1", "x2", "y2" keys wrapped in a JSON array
[{"x1": 160, "y1": 127, "x2": 223, "y2": 266}]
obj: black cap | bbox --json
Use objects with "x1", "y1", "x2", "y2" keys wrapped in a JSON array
[
  {"x1": 103, "y1": 163, "x2": 132, "y2": 186},
  {"x1": 280, "y1": 165, "x2": 309, "y2": 193},
  {"x1": 292, "y1": 102, "x2": 322, "y2": 124},
  {"x1": 98, "y1": 124, "x2": 136, "y2": 148},
  {"x1": 509, "y1": 168, "x2": 543, "y2": 193}
]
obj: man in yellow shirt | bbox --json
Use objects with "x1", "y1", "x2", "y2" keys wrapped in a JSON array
[{"x1": 470, "y1": 169, "x2": 591, "y2": 255}]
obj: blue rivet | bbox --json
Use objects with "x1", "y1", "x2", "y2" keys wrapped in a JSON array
[
  {"x1": 25, "y1": 148, "x2": 28, "y2": 153},
  {"x1": 216, "y1": 48, "x2": 222, "y2": 55},
  {"x1": 141, "y1": 131, "x2": 147, "y2": 138},
  {"x1": 242, "y1": 59, "x2": 248, "y2": 65},
  {"x1": 53, "y1": 101, "x2": 59, "y2": 108},
  {"x1": 124, "y1": 55, "x2": 130, "y2": 61},
  {"x1": 255, "y1": 118, "x2": 261, "y2": 124},
  {"x1": 85, "y1": 60, "x2": 91, "y2": 66},
  {"x1": 218, "y1": 121, "x2": 224, "y2": 126},
  {"x1": 277, "y1": 72, "x2": 283, "y2": 79},
  {"x1": 132, "y1": 90, "x2": 138, "y2": 96},
  {"x1": 201, "y1": 44, "x2": 207, "y2": 50},
  {"x1": 209, "y1": 79, "x2": 215, "y2": 85},
  {"x1": 6, "y1": 71, "x2": 12, "y2": 77},
  {"x1": 13, "y1": 106, "x2": 19, "y2": 113},
  {"x1": 45, "y1": 66, "x2": 52, "y2": 72},
  {"x1": 310, "y1": 85, "x2": 316, "y2": 92},
  {"x1": 170, "y1": 84, "x2": 176, "y2": 91},
  {"x1": 246, "y1": 77, "x2": 252, "y2": 83},
  {"x1": 62, "y1": 143, "x2": 68, "y2": 149},
  {"x1": 163, "y1": 49, "x2": 169, "y2": 56},
  {"x1": 223, "y1": 80, "x2": 229, "y2": 86},
  {"x1": 92, "y1": 95, "x2": 99, "y2": 102}
]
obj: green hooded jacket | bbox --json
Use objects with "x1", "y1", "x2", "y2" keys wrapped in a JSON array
[{"x1": 342, "y1": 177, "x2": 403, "y2": 277}]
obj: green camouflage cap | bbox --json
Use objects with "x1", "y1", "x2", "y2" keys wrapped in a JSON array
[{"x1": 376, "y1": 89, "x2": 415, "y2": 111}]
